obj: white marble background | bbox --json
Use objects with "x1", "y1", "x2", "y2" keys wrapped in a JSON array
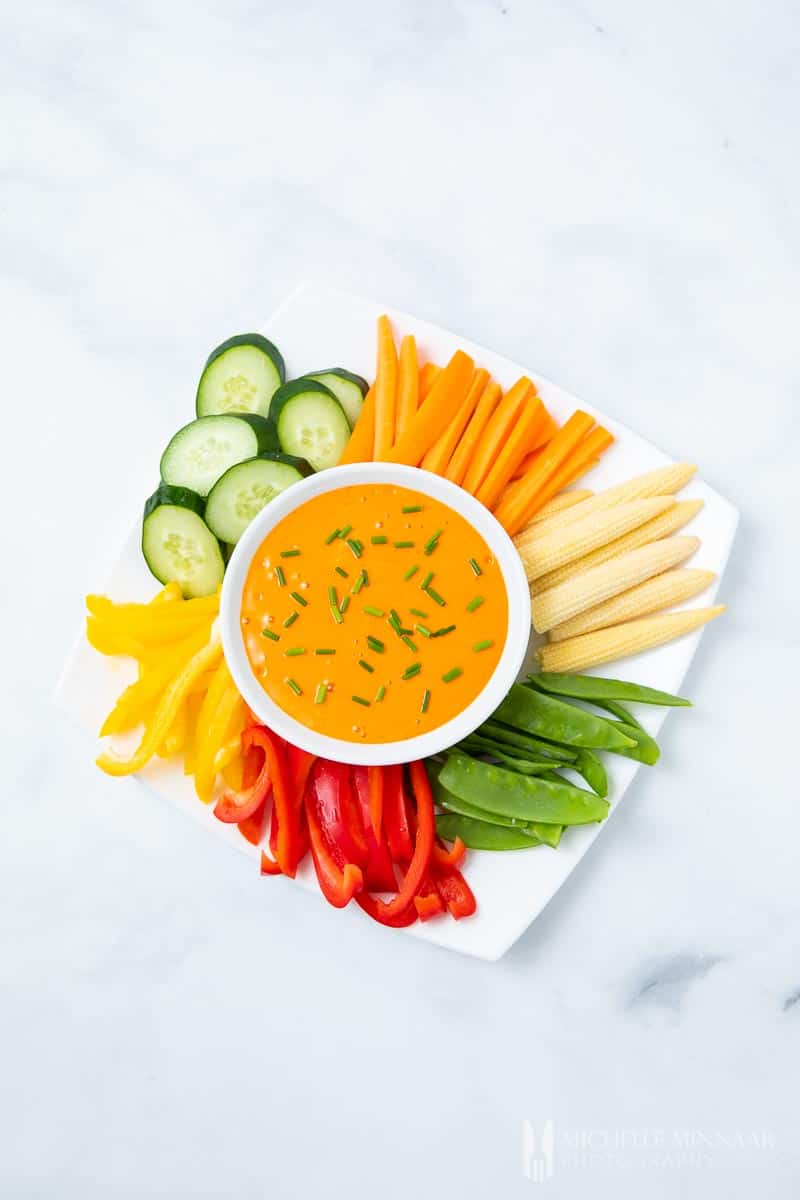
[{"x1": 2, "y1": 1, "x2": 798, "y2": 1196}]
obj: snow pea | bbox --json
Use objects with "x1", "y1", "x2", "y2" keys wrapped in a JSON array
[
  {"x1": 530, "y1": 672, "x2": 690, "y2": 708},
  {"x1": 592, "y1": 697, "x2": 645, "y2": 731},
  {"x1": 459, "y1": 735, "x2": 567, "y2": 775},
  {"x1": 440, "y1": 753, "x2": 609, "y2": 826},
  {"x1": 481, "y1": 720, "x2": 578, "y2": 762},
  {"x1": 572, "y1": 749, "x2": 608, "y2": 798},
  {"x1": 601, "y1": 721, "x2": 660, "y2": 765},
  {"x1": 430, "y1": 765, "x2": 562, "y2": 845},
  {"x1": 436, "y1": 812, "x2": 545, "y2": 852},
  {"x1": 492, "y1": 684, "x2": 636, "y2": 753}
]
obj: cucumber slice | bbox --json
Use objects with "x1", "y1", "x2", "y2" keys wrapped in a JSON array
[
  {"x1": 205, "y1": 454, "x2": 310, "y2": 545},
  {"x1": 160, "y1": 414, "x2": 279, "y2": 497},
  {"x1": 196, "y1": 334, "x2": 285, "y2": 417},
  {"x1": 269, "y1": 379, "x2": 350, "y2": 471},
  {"x1": 142, "y1": 484, "x2": 224, "y2": 598},
  {"x1": 303, "y1": 368, "x2": 368, "y2": 428}
]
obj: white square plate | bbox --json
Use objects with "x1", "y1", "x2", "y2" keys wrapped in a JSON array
[{"x1": 55, "y1": 284, "x2": 738, "y2": 961}]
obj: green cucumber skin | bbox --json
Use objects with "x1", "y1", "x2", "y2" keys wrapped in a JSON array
[
  {"x1": 269, "y1": 379, "x2": 351, "y2": 470},
  {"x1": 196, "y1": 334, "x2": 285, "y2": 418},
  {"x1": 204, "y1": 455, "x2": 307, "y2": 544},
  {"x1": 305, "y1": 367, "x2": 369, "y2": 395},
  {"x1": 258, "y1": 451, "x2": 314, "y2": 476},
  {"x1": 230, "y1": 413, "x2": 281, "y2": 454},
  {"x1": 268, "y1": 377, "x2": 341, "y2": 422},
  {"x1": 143, "y1": 483, "x2": 204, "y2": 521},
  {"x1": 304, "y1": 369, "x2": 369, "y2": 427},
  {"x1": 141, "y1": 494, "x2": 224, "y2": 598}
]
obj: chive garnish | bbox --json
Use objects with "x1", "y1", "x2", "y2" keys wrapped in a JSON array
[
  {"x1": 402, "y1": 635, "x2": 418, "y2": 652},
  {"x1": 402, "y1": 663, "x2": 422, "y2": 680},
  {"x1": 415, "y1": 624, "x2": 432, "y2": 638},
  {"x1": 346, "y1": 538, "x2": 362, "y2": 558},
  {"x1": 367, "y1": 635, "x2": 385, "y2": 652},
  {"x1": 364, "y1": 605, "x2": 384, "y2": 617},
  {"x1": 315, "y1": 648, "x2": 336, "y2": 655},
  {"x1": 402, "y1": 505, "x2": 423, "y2": 513},
  {"x1": 286, "y1": 678, "x2": 302, "y2": 696},
  {"x1": 283, "y1": 612, "x2": 299, "y2": 628},
  {"x1": 466, "y1": 596, "x2": 484, "y2": 612},
  {"x1": 468, "y1": 557, "x2": 482, "y2": 576},
  {"x1": 290, "y1": 591, "x2": 307, "y2": 607},
  {"x1": 427, "y1": 587, "x2": 446, "y2": 606},
  {"x1": 328, "y1": 585, "x2": 337, "y2": 605},
  {"x1": 371, "y1": 535, "x2": 388, "y2": 544},
  {"x1": 280, "y1": 549, "x2": 300, "y2": 558},
  {"x1": 424, "y1": 529, "x2": 442, "y2": 555},
  {"x1": 352, "y1": 570, "x2": 367, "y2": 595},
  {"x1": 473, "y1": 639, "x2": 493, "y2": 652},
  {"x1": 432, "y1": 624, "x2": 456, "y2": 637},
  {"x1": 375, "y1": 685, "x2": 386, "y2": 702},
  {"x1": 421, "y1": 689, "x2": 431, "y2": 713},
  {"x1": 340, "y1": 596, "x2": 350, "y2": 614},
  {"x1": 261, "y1": 627, "x2": 279, "y2": 641},
  {"x1": 403, "y1": 565, "x2": 419, "y2": 581},
  {"x1": 358, "y1": 658, "x2": 375, "y2": 673},
  {"x1": 335, "y1": 566, "x2": 348, "y2": 578},
  {"x1": 330, "y1": 604, "x2": 343, "y2": 624},
  {"x1": 284, "y1": 646, "x2": 306, "y2": 656},
  {"x1": 275, "y1": 566, "x2": 286, "y2": 587},
  {"x1": 325, "y1": 528, "x2": 340, "y2": 544},
  {"x1": 352, "y1": 695, "x2": 371, "y2": 707},
  {"x1": 393, "y1": 540, "x2": 414, "y2": 549},
  {"x1": 338, "y1": 524, "x2": 352, "y2": 538},
  {"x1": 314, "y1": 684, "x2": 327, "y2": 704},
  {"x1": 442, "y1": 667, "x2": 463, "y2": 683},
  {"x1": 389, "y1": 608, "x2": 402, "y2": 626},
  {"x1": 410, "y1": 607, "x2": 427, "y2": 618},
  {"x1": 420, "y1": 571, "x2": 434, "y2": 590}
]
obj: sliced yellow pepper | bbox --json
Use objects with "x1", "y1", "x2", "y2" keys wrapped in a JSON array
[{"x1": 99, "y1": 626, "x2": 211, "y2": 736}]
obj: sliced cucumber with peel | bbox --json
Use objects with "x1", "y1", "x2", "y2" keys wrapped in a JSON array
[
  {"x1": 160, "y1": 413, "x2": 280, "y2": 497},
  {"x1": 196, "y1": 334, "x2": 285, "y2": 417},
  {"x1": 205, "y1": 453, "x2": 312, "y2": 545},
  {"x1": 269, "y1": 379, "x2": 350, "y2": 471},
  {"x1": 142, "y1": 484, "x2": 224, "y2": 598},
  {"x1": 303, "y1": 368, "x2": 368, "y2": 428}
]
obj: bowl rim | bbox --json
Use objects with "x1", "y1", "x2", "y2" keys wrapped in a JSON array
[{"x1": 219, "y1": 462, "x2": 531, "y2": 766}]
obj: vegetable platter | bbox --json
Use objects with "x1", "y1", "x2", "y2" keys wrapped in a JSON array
[{"x1": 55, "y1": 284, "x2": 738, "y2": 960}]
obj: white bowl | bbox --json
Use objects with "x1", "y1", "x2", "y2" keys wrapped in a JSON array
[{"x1": 219, "y1": 462, "x2": 531, "y2": 765}]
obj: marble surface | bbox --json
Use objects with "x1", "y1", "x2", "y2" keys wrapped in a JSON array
[{"x1": 2, "y1": 1, "x2": 798, "y2": 1196}]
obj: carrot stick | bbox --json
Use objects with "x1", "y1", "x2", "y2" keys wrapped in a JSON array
[
  {"x1": 373, "y1": 315, "x2": 398, "y2": 461},
  {"x1": 419, "y1": 362, "x2": 441, "y2": 402},
  {"x1": 476, "y1": 396, "x2": 548, "y2": 512},
  {"x1": 513, "y1": 426, "x2": 614, "y2": 526},
  {"x1": 445, "y1": 380, "x2": 502, "y2": 485},
  {"x1": 512, "y1": 412, "x2": 559, "y2": 477},
  {"x1": 420, "y1": 368, "x2": 489, "y2": 476},
  {"x1": 462, "y1": 377, "x2": 534, "y2": 495},
  {"x1": 494, "y1": 410, "x2": 595, "y2": 535},
  {"x1": 384, "y1": 350, "x2": 475, "y2": 467},
  {"x1": 395, "y1": 334, "x2": 419, "y2": 445},
  {"x1": 338, "y1": 386, "x2": 375, "y2": 464}
]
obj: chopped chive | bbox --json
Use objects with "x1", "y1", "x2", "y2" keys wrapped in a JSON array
[
  {"x1": 283, "y1": 612, "x2": 299, "y2": 628},
  {"x1": 364, "y1": 605, "x2": 384, "y2": 617},
  {"x1": 358, "y1": 658, "x2": 375, "y2": 673},
  {"x1": 390, "y1": 608, "x2": 402, "y2": 626},
  {"x1": 290, "y1": 591, "x2": 307, "y2": 607},
  {"x1": 352, "y1": 569, "x2": 367, "y2": 595},
  {"x1": 420, "y1": 571, "x2": 434, "y2": 590},
  {"x1": 275, "y1": 566, "x2": 286, "y2": 587},
  {"x1": 280, "y1": 548, "x2": 300, "y2": 558},
  {"x1": 401, "y1": 635, "x2": 418, "y2": 652},
  {"x1": 325, "y1": 528, "x2": 340, "y2": 544},
  {"x1": 361, "y1": 569, "x2": 369, "y2": 585},
  {"x1": 473, "y1": 639, "x2": 493, "y2": 652},
  {"x1": 393, "y1": 540, "x2": 415, "y2": 549},
  {"x1": 315, "y1": 648, "x2": 336, "y2": 655},
  {"x1": 286, "y1": 677, "x2": 302, "y2": 696},
  {"x1": 468, "y1": 557, "x2": 483, "y2": 577},
  {"x1": 403, "y1": 564, "x2": 419, "y2": 581},
  {"x1": 352, "y1": 695, "x2": 370, "y2": 707},
  {"x1": 339, "y1": 596, "x2": 350, "y2": 614},
  {"x1": 346, "y1": 538, "x2": 362, "y2": 558},
  {"x1": 335, "y1": 566, "x2": 348, "y2": 578},
  {"x1": 427, "y1": 587, "x2": 446, "y2": 607},
  {"x1": 421, "y1": 688, "x2": 431, "y2": 713},
  {"x1": 410, "y1": 607, "x2": 428, "y2": 618},
  {"x1": 402, "y1": 663, "x2": 422, "y2": 680},
  {"x1": 402, "y1": 504, "x2": 423, "y2": 513},
  {"x1": 371, "y1": 535, "x2": 388, "y2": 544},
  {"x1": 415, "y1": 624, "x2": 432, "y2": 638},
  {"x1": 399, "y1": 627, "x2": 413, "y2": 636},
  {"x1": 367, "y1": 635, "x2": 385, "y2": 653},
  {"x1": 338, "y1": 524, "x2": 352, "y2": 538},
  {"x1": 466, "y1": 596, "x2": 484, "y2": 612},
  {"x1": 261, "y1": 627, "x2": 280, "y2": 641},
  {"x1": 375, "y1": 684, "x2": 386, "y2": 702},
  {"x1": 424, "y1": 529, "x2": 442, "y2": 555},
  {"x1": 330, "y1": 604, "x2": 343, "y2": 624},
  {"x1": 388, "y1": 615, "x2": 401, "y2": 632},
  {"x1": 284, "y1": 646, "x2": 306, "y2": 657},
  {"x1": 314, "y1": 684, "x2": 327, "y2": 704},
  {"x1": 328, "y1": 585, "x2": 337, "y2": 604},
  {"x1": 432, "y1": 624, "x2": 456, "y2": 638},
  {"x1": 442, "y1": 667, "x2": 463, "y2": 683}
]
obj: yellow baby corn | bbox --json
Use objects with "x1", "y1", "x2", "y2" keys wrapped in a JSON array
[
  {"x1": 548, "y1": 568, "x2": 717, "y2": 642},
  {"x1": 531, "y1": 535, "x2": 700, "y2": 633},
  {"x1": 527, "y1": 489, "x2": 594, "y2": 524},
  {"x1": 525, "y1": 462, "x2": 697, "y2": 540},
  {"x1": 516, "y1": 498, "x2": 674, "y2": 582},
  {"x1": 530, "y1": 499, "x2": 704, "y2": 597},
  {"x1": 538, "y1": 606, "x2": 726, "y2": 673}
]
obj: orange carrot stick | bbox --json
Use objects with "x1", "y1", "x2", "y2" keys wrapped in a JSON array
[
  {"x1": 418, "y1": 362, "x2": 441, "y2": 402},
  {"x1": 420, "y1": 368, "x2": 489, "y2": 476},
  {"x1": 494, "y1": 410, "x2": 595, "y2": 535},
  {"x1": 476, "y1": 396, "x2": 548, "y2": 512},
  {"x1": 445, "y1": 380, "x2": 502, "y2": 486},
  {"x1": 516, "y1": 426, "x2": 614, "y2": 522},
  {"x1": 384, "y1": 350, "x2": 475, "y2": 467},
  {"x1": 373, "y1": 315, "x2": 398, "y2": 461},
  {"x1": 462, "y1": 377, "x2": 534, "y2": 495},
  {"x1": 338, "y1": 385, "x2": 375, "y2": 464},
  {"x1": 395, "y1": 334, "x2": 419, "y2": 445}
]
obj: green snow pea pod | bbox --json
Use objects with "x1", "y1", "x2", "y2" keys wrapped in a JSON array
[
  {"x1": 572, "y1": 748, "x2": 608, "y2": 798},
  {"x1": 593, "y1": 697, "x2": 645, "y2": 731},
  {"x1": 440, "y1": 753, "x2": 609, "y2": 826},
  {"x1": 481, "y1": 720, "x2": 578, "y2": 762},
  {"x1": 429, "y1": 764, "x2": 562, "y2": 845},
  {"x1": 459, "y1": 735, "x2": 567, "y2": 775},
  {"x1": 436, "y1": 812, "x2": 545, "y2": 852},
  {"x1": 603, "y1": 721, "x2": 660, "y2": 765},
  {"x1": 529, "y1": 672, "x2": 690, "y2": 708},
  {"x1": 492, "y1": 685, "x2": 636, "y2": 753}
]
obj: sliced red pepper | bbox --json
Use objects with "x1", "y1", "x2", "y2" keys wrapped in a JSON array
[
  {"x1": 214, "y1": 725, "x2": 273, "y2": 824},
  {"x1": 237, "y1": 742, "x2": 267, "y2": 845},
  {"x1": 383, "y1": 764, "x2": 414, "y2": 864},
  {"x1": 258, "y1": 727, "x2": 301, "y2": 877},
  {"x1": 356, "y1": 893, "x2": 418, "y2": 927},
  {"x1": 260, "y1": 849, "x2": 282, "y2": 876},
  {"x1": 413, "y1": 872, "x2": 446, "y2": 921},
  {"x1": 360, "y1": 760, "x2": 434, "y2": 922},
  {"x1": 352, "y1": 766, "x2": 398, "y2": 893},
  {"x1": 367, "y1": 765, "x2": 384, "y2": 839},
  {"x1": 431, "y1": 835, "x2": 466, "y2": 869},
  {"x1": 432, "y1": 861, "x2": 477, "y2": 920},
  {"x1": 287, "y1": 744, "x2": 315, "y2": 806},
  {"x1": 309, "y1": 759, "x2": 368, "y2": 867},
  {"x1": 305, "y1": 782, "x2": 362, "y2": 908}
]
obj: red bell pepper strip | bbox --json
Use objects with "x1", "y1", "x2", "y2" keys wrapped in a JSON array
[
  {"x1": 287, "y1": 744, "x2": 315, "y2": 806},
  {"x1": 432, "y1": 861, "x2": 477, "y2": 920},
  {"x1": 214, "y1": 726, "x2": 273, "y2": 824},
  {"x1": 305, "y1": 783, "x2": 363, "y2": 908},
  {"x1": 367, "y1": 765, "x2": 384, "y2": 839},
  {"x1": 351, "y1": 766, "x2": 398, "y2": 893},
  {"x1": 356, "y1": 893, "x2": 418, "y2": 926},
  {"x1": 309, "y1": 760, "x2": 368, "y2": 867},
  {"x1": 383, "y1": 764, "x2": 414, "y2": 864},
  {"x1": 360, "y1": 760, "x2": 434, "y2": 922},
  {"x1": 237, "y1": 741, "x2": 267, "y2": 845},
  {"x1": 413, "y1": 872, "x2": 446, "y2": 921},
  {"x1": 431, "y1": 835, "x2": 466, "y2": 869},
  {"x1": 260, "y1": 849, "x2": 282, "y2": 876},
  {"x1": 256, "y1": 727, "x2": 301, "y2": 877}
]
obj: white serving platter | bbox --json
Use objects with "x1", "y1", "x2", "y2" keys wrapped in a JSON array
[{"x1": 55, "y1": 284, "x2": 739, "y2": 961}]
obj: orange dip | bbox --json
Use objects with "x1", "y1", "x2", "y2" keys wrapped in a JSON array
[{"x1": 240, "y1": 483, "x2": 507, "y2": 744}]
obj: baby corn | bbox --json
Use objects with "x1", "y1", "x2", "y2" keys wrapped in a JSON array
[
  {"x1": 538, "y1": 606, "x2": 726, "y2": 673},
  {"x1": 547, "y1": 568, "x2": 717, "y2": 642}
]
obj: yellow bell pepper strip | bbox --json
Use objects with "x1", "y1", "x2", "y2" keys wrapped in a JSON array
[
  {"x1": 99, "y1": 626, "x2": 212, "y2": 736},
  {"x1": 158, "y1": 701, "x2": 189, "y2": 758},
  {"x1": 86, "y1": 593, "x2": 219, "y2": 643},
  {"x1": 86, "y1": 618, "x2": 147, "y2": 660},
  {"x1": 193, "y1": 668, "x2": 241, "y2": 803},
  {"x1": 96, "y1": 637, "x2": 222, "y2": 776}
]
